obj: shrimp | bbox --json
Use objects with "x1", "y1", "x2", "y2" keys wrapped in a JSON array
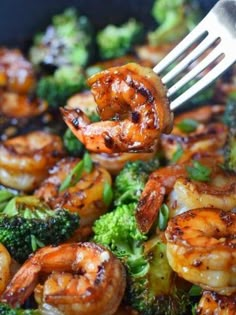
[
  {"x1": 161, "y1": 105, "x2": 227, "y2": 163},
  {"x1": 1, "y1": 242, "x2": 126, "y2": 315},
  {"x1": 35, "y1": 157, "x2": 112, "y2": 231},
  {"x1": 135, "y1": 156, "x2": 236, "y2": 233},
  {"x1": 0, "y1": 91, "x2": 47, "y2": 119},
  {"x1": 61, "y1": 63, "x2": 173, "y2": 153},
  {"x1": 0, "y1": 243, "x2": 11, "y2": 295},
  {"x1": 0, "y1": 48, "x2": 36, "y2": 94},
  {"x1": 165, "y1": 208, "x2": 236, "y2": 296},
  {"x1": 196, "y1": 291, "x2": 236, "y2": 315},
  {"x1": 0, "y1": 131, "x2": 65, "y2": 192}
]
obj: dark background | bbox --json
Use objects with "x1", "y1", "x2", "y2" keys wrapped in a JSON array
[{"x1": 0, "y1": 0, "x2": 218, "y2": 48}]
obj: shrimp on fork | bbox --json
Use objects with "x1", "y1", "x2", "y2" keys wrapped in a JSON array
[
  {"x1": 165, "y1": 208, "x2": 236, "y2": 296},
  {"x1": 61, "y1": 63, "x2": 173, "y2": 153},
  {"x1": 1, "y1": 242, "x2": 126, "y2": 315}
]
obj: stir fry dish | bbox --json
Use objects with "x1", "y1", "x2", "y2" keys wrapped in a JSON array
[{"x1": 0, "y1": 1, "x2": 235, "y2": 314}]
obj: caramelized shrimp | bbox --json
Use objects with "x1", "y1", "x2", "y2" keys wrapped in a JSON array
[
  {"x1": 0, "y1": 243, "x2": 11, "y2": 295},
  {"x1": 0, "y1": 131, "x2": 65, "y2": 192},
  {"x1": 165, "y1": 208, "x2": 236, "y2": 296},
  {"x1": 0, "y1": 92, "x2": 47, "y2": 118},
  {"x1": 1, "y1": 242, "x2": 126, "y2": 315},
  {"x1": 0, "y1": 48, "x2": 35, "y2": 94},
  {"x1": 61, "y1": 63, "x2": 173, "y2": 153},
  {"x1": 161, "y1": 105, "x2": 227, "y2": 163},
  {"x1": 136, "y1": 157, "x2": 236, "y2": 233},
  {"x1": 196, "y1": 291, "x2": 236, "y2": 315},
  {"x1": 35, "y1": 157, "x2": 112, "y2": 230}
]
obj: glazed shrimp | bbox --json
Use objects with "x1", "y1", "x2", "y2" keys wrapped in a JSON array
[
  {"x1": 0, "y1": 131, "x2": 65, "y2": 192},
  {"x1": 161, "y1": 105, "x2": 227, "y2": 163},
  {"x1": 196, "y1": 291, "x2": 236, "y2": 315},
  {"x1": 136, "y1": 156, "x2": 236, "y2": 233},
  {"x1": 61, "y1": 63, "x2": 173, "y2": 153},
  {"x1": 0, "y1": 92, "x2": 47, "y2": 119},
  {"x1": 165, "y1": 208, "x2": 236, "y2": 296},
  {"x1": 1, "y1": 242, "x2": 126, "y2": 315},
  {"x1": 0, "y1": 243, "x2": 11, "y2": 295},
  {"x1": 0, "y1": 48, "x2": 36, "y2": 94},
  {"x1": 35, "y1": 157, "x2": 112, "y2": 231}
]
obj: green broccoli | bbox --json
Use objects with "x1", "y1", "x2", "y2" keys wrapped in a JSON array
[
  {"x1": 114, "y1": 157, "x2": 159, "y2": 206},
  {"x1": 148, "y1": 0, "x2": 202, "y2": 45},
  {"x1": 93, "y1": 203, "x2": 148, "y2": 276},
  {"x1": 93, "y1": 205, "x2": 192, "y2": 314},
  {"x1": 223, "y1": 92, "x2": 236, "y2": 172},
  {"x1": 126, "y1": 235, "x2": 192, "y2": 315},
  {"x1": 63, "y1": 128, "x2": 85, "y2": 156},
  {"x1": 0, "y1": 195, "x2": 79, "y2": 263},
  {"x1": 96, "y1": 18, "x2": 144, "y2": 60},
  {"x1": 0, "y1": 303, "x2": 40, "y2": 315},
  {"x1": 29, "y1": 8, "x2": 93, "y2": 68},
  {"x1": 36, "y1": 65, "x2": 86, "y2": 107}
]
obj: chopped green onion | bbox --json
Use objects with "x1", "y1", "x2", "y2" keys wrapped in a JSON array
[
  {"x1": 59, "y1": 160, "x2": 84, "y2": 192},
  {"x1": 3, "y1": 198, "x2": 18, "y2": 216},
  {"x1": 189, "y1": 285, "x2": 202, "y2": 297},
  {"x1": 103, "y1": 182, "x2": 113, "y2": 206},
  {"x1": 83, "y1": 151, "x2": 93, "y2": 173},
  {"x1": 31, "y1": 234, "x2": 45, "y2": 251},
  {"x1": 186, "y1": 160, "x2": 212, "y2": 182},
  {"x1": 177, "y1": 118, "x2": 199, "y2": 133},
  {"x1": 171, "y1": 144, "x2": 184, "y2": 164},
  {"x1": 158, "y1": 204, "x2": 170, "y2": 231}
]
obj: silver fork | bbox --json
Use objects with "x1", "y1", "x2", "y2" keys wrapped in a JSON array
[{"x1": 153, "y1": 0, "x2": 236, "y2": 110}]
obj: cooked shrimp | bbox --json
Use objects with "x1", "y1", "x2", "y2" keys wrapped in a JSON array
[
  {"x1": 0, "y1": 48, "x2": 35, "y2": 94},
  {"x1": 91, "y1": 152, "x2": 156, "y2": 175},
  {"x1": 136, "y1": 156, "x2": 236, "y2": 233},
  {"x1": 35, "y1": 157, "x2": 112, "y2": 230},
  {"x1": 1, "y1": 242, "x2": 126, "y2": 315},
  {"x1": 196, "y1": 291, "x2": 236, "y2": 315},
  {"x1": 165, "y1": 208, "x2": 236, "y2": 296},
  {"x1": 161, "y1": 105, "x2": 227, "y2": 163},
  {"x1": 0, "y1": 91, "x2": 47, "y2": 118},
  {"x1": 61, "y1": 63, "x2": 173, "y2": 153},
  {"x1": 0, "y1": 131, "x2": 65, "y2": 192},
  {"x1": 0, "y1": 243, "x2": 11, "y2": 295},
  {"x1": 66, "y1": 90, "x2": 98, "y2": 118}
]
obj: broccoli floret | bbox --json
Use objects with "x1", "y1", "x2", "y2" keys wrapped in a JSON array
[
  {"x1": 36, "y1": 65, "x2": 86, "y2": 107},
  {"x1": 223, "y1": 93, "x2": 236, "y2": 172},
  {"x1": 97, "y1": 18, "x2": 144, "y2": 60},
  {"x1": 63, "y1": 128, "x2": 85, "y2": 156},
  {"x1": 0, "y1": 303, "x2": 40, "y2": 315},
  {"x1": 148, "y1": 0, "x2": 202, "y2": 45},
  {"x1": 93, "y1": 203, "x2": 148, "y2": 276},
  {"x1": 126, "y1": 236, "x2": 192, "y2": 315},
  {"x1": 0, "y1": 195, "x2": 79, "y2": 263},
  {"x1": 114, "y1": 157, "x2": 159, "y2": 206},
  {"x1": 29, "y1": 8, "x2": 93, "y2": 68}
]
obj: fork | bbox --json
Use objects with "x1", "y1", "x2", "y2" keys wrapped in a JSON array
[{"x1": 153, "y1": 0, "x2": 236, "y2": 110}]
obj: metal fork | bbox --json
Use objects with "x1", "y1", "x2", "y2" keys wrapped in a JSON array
[{"x1": 153, "y1": 0, "x2": 236, "y2": 110}]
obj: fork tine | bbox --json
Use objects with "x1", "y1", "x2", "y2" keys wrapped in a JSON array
[
  {"x1": 162, "y1": 33, "x2": 218, "y2": 84},
  {"x1": 167, "y1": 44, "x2": 224, "y2": 97},
  {"x1": 153, "y1": 22, "x2": 207, "y2": 75},
  {"x1": 170, "y1": 55, "x2": 236, "y2": 110}
]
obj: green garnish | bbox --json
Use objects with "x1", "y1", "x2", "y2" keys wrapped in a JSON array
[
  {"x1": 189, "y1": 285, "x2": 202, "y2": 297},
  {"x1": 171, "y1": 144, "x2": 184, "y2": 163},
  {"x1": 177, "y1": 118, "x2": 199, "y2": 133},
  {"x1": 59, "y1": 153, "x2": 93, "y2": 192},
  {"x1": 31, "y1": 234, "x2": 45, "y2": 251},
  {"x1": 83, "y1": 151, "x2": 93, "y2": 173},
  {"x1": 158, "y1": 204, "x2": 170, "y2": 230},
  {"x1": 103, "y1": 181, "x2": 113, "y2": 206},
  {"x1": 186, "y1": 160, "x2": 212, "y2": 182}
]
